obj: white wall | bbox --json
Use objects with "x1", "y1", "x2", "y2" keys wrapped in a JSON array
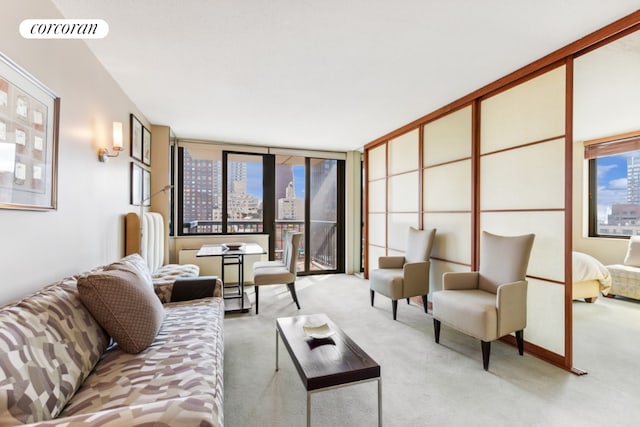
[
  {"x1": 0, "y1": 1, "x2": 148, "y2": 304},
  {"x1": 573, "y1": 30, "x2": 640, "y2": 264}
]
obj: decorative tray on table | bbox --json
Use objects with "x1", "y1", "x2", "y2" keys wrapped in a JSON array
[
  {"x1": 303, "y1": 322, "x2": 336, "y2": 339},
  {"x1": 222, "y1": 243, "x2": 243, "y2": 251}
]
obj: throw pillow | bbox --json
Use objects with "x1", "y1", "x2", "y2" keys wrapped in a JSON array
[
  {"x1": 624, "y1": 236, "x2": 640, "y2": 267},
  {"x1": 105, "y1": 253, "x2": 153, "y2": 289},
  {"x1": 77, "y1": 268, "x2": 165, "y2": 354}
]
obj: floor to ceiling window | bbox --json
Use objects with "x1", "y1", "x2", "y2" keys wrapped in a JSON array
[{"x1": 177, "y1": 142, "x2": 345, "y2": 274}]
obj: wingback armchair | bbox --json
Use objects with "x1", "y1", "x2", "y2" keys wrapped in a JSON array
[
  {"x1": 370, "y1": 227, "x2": 436, "y2": 320},
  {"x1": 432, "y1": 231, "x2": 535, "y2": 370}
]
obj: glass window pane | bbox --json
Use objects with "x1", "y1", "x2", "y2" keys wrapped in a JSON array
[
  {"x1": 227, "y1": 153, "x2": 263, "y2": 233},
  {"x1": 310, "y1": 158, "x2": 338, "y2": 270},
  {"x1": 275, "y1": 155, "x2": 305, "y2": 268},
  {"x1": 594, "y1": 151, "x2": 640, "y2": 236},
  {"x1": 181, "y1": 145, "x2": 222, "y2": 234}
]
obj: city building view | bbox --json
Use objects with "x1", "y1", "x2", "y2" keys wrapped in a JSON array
[
  {"x1": 181, "y1": 148, "x2": 339, "y2": 270},
  {"x1": 596, "y1": 153, "x2": 640, "y2": 236}
]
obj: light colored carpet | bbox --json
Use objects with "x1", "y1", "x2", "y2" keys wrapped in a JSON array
[{"x1": 223, "y1": 274, "x2": 640, "y2": 427}]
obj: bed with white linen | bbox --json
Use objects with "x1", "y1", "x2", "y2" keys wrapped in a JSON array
[{"x1": 572, "y1": 251, "x2": 611, "y2": 303}]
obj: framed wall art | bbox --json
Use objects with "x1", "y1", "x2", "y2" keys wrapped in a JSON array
[
  {"x1": 0, "y1": 52, "x2": 60, "y2": 210},
  {"x1": 130, "y1": 162, "x2": 142, "y2": 205},
  {"x1": 142, "y1": 126, "x2": 151, "y2": 166},
  {"x1": 142, "y1": 168, "x2": 151, "y2": 206},
  {"x1": 130, "y1": 113, "x2": 142, "y2": 161}
]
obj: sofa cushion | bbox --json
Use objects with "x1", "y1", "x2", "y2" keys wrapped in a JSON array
[
  {"x1": 0, "y1": 279, "x2": 110, "y2": 425},
  {"x1": 61, "y1": 297, "x2": 224, "y2": 427},
  {"x1": 78, "y1": 268, "x2": 165, "y2": 354},
  {"x1": 152, "y1": 263, "x2": 201, "y2": 303}
]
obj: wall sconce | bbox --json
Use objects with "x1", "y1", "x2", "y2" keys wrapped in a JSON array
[{"x1": 98, "y1": 122, "x2": 124, "y2": 162}]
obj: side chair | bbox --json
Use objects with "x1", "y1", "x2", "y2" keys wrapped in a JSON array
[
  {"x1": 369, "y1": 227, "x2": 436, "y2": 320},
  {"x1": 432, "y1": 231, "x2": 535, "y2": 370}
]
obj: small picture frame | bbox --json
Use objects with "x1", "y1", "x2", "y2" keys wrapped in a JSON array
[
  {"x1": 130, "y1": 114, "x2": 142, "y2": 161},
  {"x1": 130, "y1": 162, "x2": 142, "y2": 205},
  {"x1": 142, "y1": 126, "x2": 151, "y2": 166},
  {"x1": 142, "y1": 168, "x2": 151, "y2": 206}
]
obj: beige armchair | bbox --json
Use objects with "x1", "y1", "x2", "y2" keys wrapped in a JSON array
[
  {"x1": 432, "y1": 231, "x2": 535, "y2": 370},
  {"x1": 370, "y1": 227, "x2": 436, "y2": 320},
  {"x1": 253, "y1": 231, "x2": 302, "y2": 314}
]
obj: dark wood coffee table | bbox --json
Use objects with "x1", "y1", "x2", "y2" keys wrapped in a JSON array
[{"x1": 276, "y1": 313, "x2": 382, "y2": 426}]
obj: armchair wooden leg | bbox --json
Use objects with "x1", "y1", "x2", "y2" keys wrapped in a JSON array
[
  {"x1": 255, "y1": 286, "x2": 259, "y2": 315},
  {"x1": 433, "y1": 319, "x2": 441, "y2": 343},
  {"x1": 481, "y1": 341, "x2": 491, "y2": 371},
  {"x1": 392, "y1": 300, "x2": 398, "y2": 320},
  {"x1": 406, "y1": 298, "x2": 410, "y2": 304},
  {"x1": 516, "y1": 330, "x2": 524, "y2": 355},
  {"x1": 287, "y1": 283, "x2": 301, "y2": 309},
  {"x1": 421, "y1": 295, "x2": 428, "y2": 313},
  {"x1": 370, "y1": 290, "x2": 375, "y2": 306}
]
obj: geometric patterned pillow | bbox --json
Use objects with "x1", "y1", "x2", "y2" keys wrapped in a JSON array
[{"x1": 77, "y1": 268, "x2": 165, "y2": 354}]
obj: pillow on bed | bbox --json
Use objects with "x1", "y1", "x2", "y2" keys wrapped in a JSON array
[{"x1": 623, "y1": 236, "x2": 640, "y2": 267}]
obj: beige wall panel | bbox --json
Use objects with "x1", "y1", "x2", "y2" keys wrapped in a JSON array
[
  {"x1": 424, "y1": 160, "x2": 472, "y2": 211},
  {"x1": 481, "y1": 211, "x2": 565, "y2": 283},
  {"x1": 429, "y1": 259, "x2": 471, "y2": 294},
  {"x1": 424, "y1": 105, "x2": 472, "y2": 166},
  {"x1": 368, "y1": 144, "x2": 387, "y2": 180},
  {"x1": 368, "y1": 213, "x2": 387, "y2": 247},
  {"x1": 368, "y1": 245, "x2": 386, "y2": 273},
  {"x1": 368, "y1": 179, "x2": 386, "y2": 213},
  {"x1": 481, "y1": 139, "x2": 565, "y2": 210},
  {"x1": 525, "y1": 278, "x2": 565, "y2": 356},
  {"x1": 481, "y1": 66, "x2": 566, "y2": 154},
  {"x1": 388, "y1": 213, "x2": 419, "y2": 252},
  {"x1": 389, "y1": 172, "x2": 419, "y2": 212},
  {"x1": 389, "y1": 129, "x2": 419, "y2": 175},
  {"x1": 424, "y1": 212, "x2": 472, "y2": 265}
]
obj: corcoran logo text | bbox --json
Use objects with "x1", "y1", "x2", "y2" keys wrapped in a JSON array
[{"x1": 19, "y1": 19, "x2": 109, "y2": 39}]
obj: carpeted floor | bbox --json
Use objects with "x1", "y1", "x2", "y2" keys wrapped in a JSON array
[{"x1": 223, "y1": 274, "x2": 640, "y2": 427}]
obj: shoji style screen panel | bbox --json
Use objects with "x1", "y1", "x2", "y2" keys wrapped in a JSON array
[
  {"x1": 423, "y1": 106, "x2": 473, "y2": 292},
  {"x1": 388, "y1": 130, "x2": 420, "y2": 253},
  {"x1": 367, "y1": 144, "x2": 387, "y2": 273},
  {"x1": 480, "y1": 66, "x2": 567, "y2": 356}
]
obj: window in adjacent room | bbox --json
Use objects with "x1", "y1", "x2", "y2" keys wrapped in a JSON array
[{"x1": 586, "y1": 131, "x2": 640, "y2": 237}]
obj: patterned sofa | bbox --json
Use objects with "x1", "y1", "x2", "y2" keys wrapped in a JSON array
[{"x1": 0, "y1": 255, "x2": 224, "y2": 426}]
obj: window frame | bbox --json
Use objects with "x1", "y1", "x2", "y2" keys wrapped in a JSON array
[{"x1": 586, "y1": 131, "x2": 640, "y2": 239}]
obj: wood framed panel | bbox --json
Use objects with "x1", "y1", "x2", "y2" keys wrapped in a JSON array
[
  {"x1": 389, "y1": 129, "x2": 419, "y2": 175},
  {"x1": 480, "y1": 66, "x2": 566, "y2": 154},
  {"x1": 480, "y1": 211, "x2": 565, "y2": 283},
  {"x1": 388, "y1": 213, "x2": 419, "y2": 252},
  {"x1": 389, "y1": 171, "x2": 419, "y2": 212},
  {"x1": 367, "y1": 144, "x2": 387, "y2": 180},
  {"x1": 524, "y1": 278, "x2": 565, "y2": 356},
  {"x1": 480, "y1": 139, "x2": 565, "y2": 210},
  {"x1": 424, "y1": 160, "x2": 471, "y2": 211},
  {"x1": 368, "y1": 179, "x2": 386, "y2": 213},
  {"x1": 480, "y1": 66, "x2": 567, "y2": 361},
  {"x1": 423, "y1": 212, "x2": 472, "y2": 266},
  {"x1": 423, "y1": 105, "x2": 472, "y2": 166}
]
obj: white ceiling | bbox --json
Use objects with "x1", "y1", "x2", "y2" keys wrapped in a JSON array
[{"x1": 51, "y1": 0, "x2": 640, "y2": 152}]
